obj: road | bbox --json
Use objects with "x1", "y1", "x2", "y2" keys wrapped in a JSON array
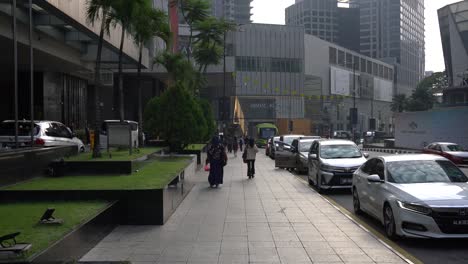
[{"x1": 288, "y1": 151, "x2": 468, "y2": 264}]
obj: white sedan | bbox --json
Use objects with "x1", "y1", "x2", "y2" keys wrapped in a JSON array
[{"x1": 352, "y1": 154, "x2": 468, "y2": 239}]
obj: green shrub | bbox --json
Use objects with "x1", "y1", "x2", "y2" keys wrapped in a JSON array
[{"x1": 144, "y1": 85, "x2": 207, "y2": 152}]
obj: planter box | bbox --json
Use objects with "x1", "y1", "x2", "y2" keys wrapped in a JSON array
[
  {"x1": 54, "y1": 151, "x2": 162, "y2": 176},
  {"x1": 0, "y1": 146, "x2": 77, "y2": 187},
  {"x1": 0, "y1": 156, "x2": 197, "y2": 225},
  {"x1": 180, "y1": 148, "x2": 207, "y2": 166},
  {"x1": 0, "y1": 202, "x2": 118, "y2": 264}
]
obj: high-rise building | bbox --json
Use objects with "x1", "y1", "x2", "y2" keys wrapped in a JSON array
[
  {"x1": 285, "y1": 0, "x2": 360, "y2": 52},
  {"x1": 352, "y1": 0, "x2": 425, "y2": 95},
  {"x1": 211, "y1": 0, "x2": 252, "y2": 24}
]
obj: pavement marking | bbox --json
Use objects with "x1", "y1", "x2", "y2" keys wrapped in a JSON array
[{"x1": 294, "y1": 176, "x2": 423, "y2": 264}]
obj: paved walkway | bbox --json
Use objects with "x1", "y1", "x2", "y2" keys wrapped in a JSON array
[{"x1": 81, "y1": 152, "x2": 408, "y2": 264}]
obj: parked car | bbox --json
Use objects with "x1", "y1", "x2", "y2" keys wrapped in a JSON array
[
  {"x1": 275, "y1": 135, "x2": 304, "y2": 168},
  {"x1": 268, "y1": 136, "x2": 280, "y2": 159},
  {"x1": 0, "y1": 120, "x2": 84, "y2": 152},
  {"x1": 423, "y1": 142, "x2": 468, "y2": 166},
  {"x1": 332, "y1": 130, "x2": 352, "y2": 140},
  {"x1": 293, "y1": 138, "x2": 322, "y2": 174},
  {"x1": 352, "y1": 154, "x2": 468, "y2": 239},
  {"x1": 100, "y1": 120, "x2": 139, "y2": 149},
  {"x1": 307, "y1": 139, "x2": 368, "y2": 192}
]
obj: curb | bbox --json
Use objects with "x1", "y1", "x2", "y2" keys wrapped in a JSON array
[{"x1": 293, "y1": 176, "x2": 419, "y2": 264}]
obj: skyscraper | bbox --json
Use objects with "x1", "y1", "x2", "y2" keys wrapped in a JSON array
[
  {"x1": 352, "y1": 0, "x2": 425, "y2": 95},
  {"x1": 211, "y1": 0, "x2": 252, "y2": 24},
  {"x1": 285, "y1": 0, "x2": 360, "y2": 51}
]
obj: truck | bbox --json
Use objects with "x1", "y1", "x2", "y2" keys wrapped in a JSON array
[{"x1": 394, "y1": 107, "x2": 468, "y2": 150}]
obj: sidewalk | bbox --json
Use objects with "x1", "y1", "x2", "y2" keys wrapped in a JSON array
[{"x1": 81, "y1": 152, "x2": 408, "y2": 264}]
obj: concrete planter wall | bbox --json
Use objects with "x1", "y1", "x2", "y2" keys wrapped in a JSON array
[
  {"x1": 0, "y1": 146, "x2": 77, "y2": 187},
  {"x1": 0, "y1": 156, "x2": 197, "y2": 225}
]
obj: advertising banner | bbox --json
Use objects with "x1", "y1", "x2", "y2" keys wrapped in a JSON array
[{"x1": 239, "y1": 98, "x2": 276, "y2": 119}]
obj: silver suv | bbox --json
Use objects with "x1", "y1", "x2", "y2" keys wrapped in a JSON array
[
  {"x1": 307, "y1": 139, "x2": 368, "y2": 193},
  {"x1": 0, "y1": 120, "x2": 84, "y2": 152}
]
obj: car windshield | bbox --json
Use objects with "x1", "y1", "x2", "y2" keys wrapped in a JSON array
[
  {"x1": 387, "y1": 160, "x2": 468, "y2": 184},
  {"x1": 300, "y1": 141, "x2": 313, "y2": 152},
  {"x1": 320, "y1": 144, "x2": 362, "y2": 159},
  {"x1": 283, "y1": 137, "x2": 298, "y2": 145},
  {"x1": 260, "y1": 128, "x2": 276, "y2": 139},
  {"x1": 442, "y1": 144, "x2": 464, "y2": 151},
  {"x1": 0, "y1": 122, "x2": 40, "y2": 136}
]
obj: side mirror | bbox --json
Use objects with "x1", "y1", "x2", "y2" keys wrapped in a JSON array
[
  {"x1": 363, "y1": 152, "x2": 369, "y2": 158},
  {"x1": 291, "y1": 147, "x2": 297, "y2": 153},
  {"x1": 367, "y1": 174, "x2": 384, "y2": 183},
  {"x1": 308, "y1": 153, "x2": 317, "y2": 160}
]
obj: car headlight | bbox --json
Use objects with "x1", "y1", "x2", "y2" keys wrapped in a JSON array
[{"x1": 397, "y1": 201, "x2": 432, "y2": 215}]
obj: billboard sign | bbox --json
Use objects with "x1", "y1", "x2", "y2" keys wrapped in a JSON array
[
  {"x1": 330, "y1": 66, "x2": 351, "y2": 96},
  {"x1": 239, "y1": 98, "x2": 276, "y2": 119}
]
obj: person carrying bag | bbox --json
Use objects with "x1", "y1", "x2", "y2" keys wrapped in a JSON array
[{"x1": 244, "y1": 138, "x2": 258, "y2": 179}]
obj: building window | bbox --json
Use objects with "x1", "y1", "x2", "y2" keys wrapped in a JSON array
[
  {"x1": 338, "y1": 50, "x2": 345, "y2": 66},
  {"x1": 329, "y1": 47, "x2": 337, "y2": 65}
]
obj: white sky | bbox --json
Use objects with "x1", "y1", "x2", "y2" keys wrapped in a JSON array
[{"x1": 251, "y1": 0, "x2": 462, "y2": 72}]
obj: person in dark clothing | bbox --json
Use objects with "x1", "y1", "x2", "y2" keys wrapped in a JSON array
[
  {"x1": 227, "y1": 137, "x2": 233, "y2": 153},
  {"x1": 239, "y1": 137, "x2": 244, "y2": 152},
  {"x1": 206, "y1": 136, "x2": 228, "y2": 188},
  {"x1": 243, "y1": 138, "x2": 258, "y2": 179},
  {"x1": 233, "y1": 136, "x2": 239, "y2": 157}
]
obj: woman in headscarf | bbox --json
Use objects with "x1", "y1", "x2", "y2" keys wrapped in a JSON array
[
  {"x1": 243, "y1": 138, "x2": 258, "y2": 179},
  {"x1": 206, "y1": 136, "x2": 228, "y2": 188}
]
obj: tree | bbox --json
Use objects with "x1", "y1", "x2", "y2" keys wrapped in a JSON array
[
  {"x1": 391, "y1": 94, "x2": 407, "y2": 113},
  {"x1": 406, "y1": 85, "x2": 435, "y2": 111},
  {"x1": 197, "y1": 98, "x2": 216, "y2": 141},
  {"x1": 144, "y1": 85, "x2": 207, "y2": 152},
  {"x1": 109, "y1": 0, "x2": 148, "y2": 122},
  {"x1": 179, "y1": 0, "x2": 210, "y2": 59},
  {"x1": 132, "y1": 6, "x2": 170, "y2": 146},
  {"x1": 86, "y1": 0, "x2": 114, "y2": 158}
]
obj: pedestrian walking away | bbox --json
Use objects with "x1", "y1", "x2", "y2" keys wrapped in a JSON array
[
  {"x1": 233, "y1": 136, "x2": 239, "y2": 157},
  {"x1": 206, "y1": 136, "x2": 228, "y2": 188},
  {"x1": 243, "y1": 138, "x2": 258, "y2": 179},
  {"x1": 239, "y1": 137, "x2": 244, "y2": 152}
]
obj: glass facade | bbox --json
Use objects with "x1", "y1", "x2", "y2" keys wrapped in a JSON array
[{"x1": 352, "y1": 0, "x2": 425, "y2": 95}]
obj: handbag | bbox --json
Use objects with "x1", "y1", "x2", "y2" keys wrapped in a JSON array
[
  {"x1": 204, "y1": 164, "x2": 210, "y2": 172},
  {"x1": 242, "y1": 150, "x2": 247, "y2": 163}
]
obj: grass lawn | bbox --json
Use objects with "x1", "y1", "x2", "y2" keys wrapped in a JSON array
[
  {"x1": 0, "y1": 201, "x2": 108, "y2": 258},
  {"x1": 66, "y1": 147, "x2": 162, "y2": 162},
  {"x1": 5, "y1": 157, "x2": 191, "y2": 191},
  {"x1": 185, "y1": 144, "x2": 206, "y2": 151}
]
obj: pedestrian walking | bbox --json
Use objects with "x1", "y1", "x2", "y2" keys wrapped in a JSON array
[
  {"x1": 239, "y1": 137, "x2": 244, "y2": 152},
  {"x1": 227, "y1": 137, "x2": 233, "y2": 153},
  {"x1": 206, "y1": 136, "x2": 227, "y2": 188},
  {"x1": 233, "y1": 136, "x2": 239, "y2": 157},
  {"x1": 243, "y1": 138, "x2": 258, "y2": 179}
]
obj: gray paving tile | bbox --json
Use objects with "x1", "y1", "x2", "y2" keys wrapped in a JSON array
[
  {"x1": 277, "y1": 247, "x2": 312, "y2": 263},
  {"x1": 218, "y1": 254, "x2": 249, "y2": 264}
]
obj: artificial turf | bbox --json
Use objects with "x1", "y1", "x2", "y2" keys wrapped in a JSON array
[
  {"x1": 4, "y1": 157, "x2": 191, "y2": 191},
  {"x1": 65, "y1": 147, "x2": 162, "y2": 162},
  {"x1": 0, "y1": 201, "x2": 108, "y2": 258}
]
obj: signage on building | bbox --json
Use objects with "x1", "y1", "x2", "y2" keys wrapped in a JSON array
[{"x1": 239, "y1": 98, "x2": 276, "y2": 119}]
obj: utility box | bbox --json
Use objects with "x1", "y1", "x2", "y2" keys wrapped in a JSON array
[{"x1": 100, "y1": 120, "x2": 139, "y2": 149}]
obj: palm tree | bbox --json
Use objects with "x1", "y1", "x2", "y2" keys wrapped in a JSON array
[
  {"x1": 109, "y1": 0, "x2": 147, "y2": 122},
  {"x1": 391, "y1": 94, "x2": 407, "y2": 113},
  {"x1": 86, "y1": 0, "x2": 113, "y2": 158},
  {"x1": 179, "y1": 0, "x2": 210, "y2": 59},
  {"x1": 132, "y1": 7, "x2": 170, "y2": 146}
]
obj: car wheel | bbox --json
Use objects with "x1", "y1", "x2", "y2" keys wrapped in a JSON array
[
  {"x1": 80, "y1": 146, "x2": 85, "y2": 153},
  {"x1": 383, "y1": 204, "x2": 399, "y2": 240},
  {"x1": 352, "y1": 188, "x2": 362, "y2": 215}
]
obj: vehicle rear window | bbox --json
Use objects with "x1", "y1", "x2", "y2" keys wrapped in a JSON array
[{"x1": 0, "y1": 122, "x2": 39, "y2": 136}]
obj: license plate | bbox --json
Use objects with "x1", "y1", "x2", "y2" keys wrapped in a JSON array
[
  {"x1": 453, "y1": 220, "x2": 468, "y2": 225},
  {"x1": 340, "y1": 178, "x2": 352, "y2": 184}
]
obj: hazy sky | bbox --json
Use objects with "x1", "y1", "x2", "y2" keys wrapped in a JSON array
[{"x1": 251, "y1": 0, "x2": 462, "y2": 72}]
